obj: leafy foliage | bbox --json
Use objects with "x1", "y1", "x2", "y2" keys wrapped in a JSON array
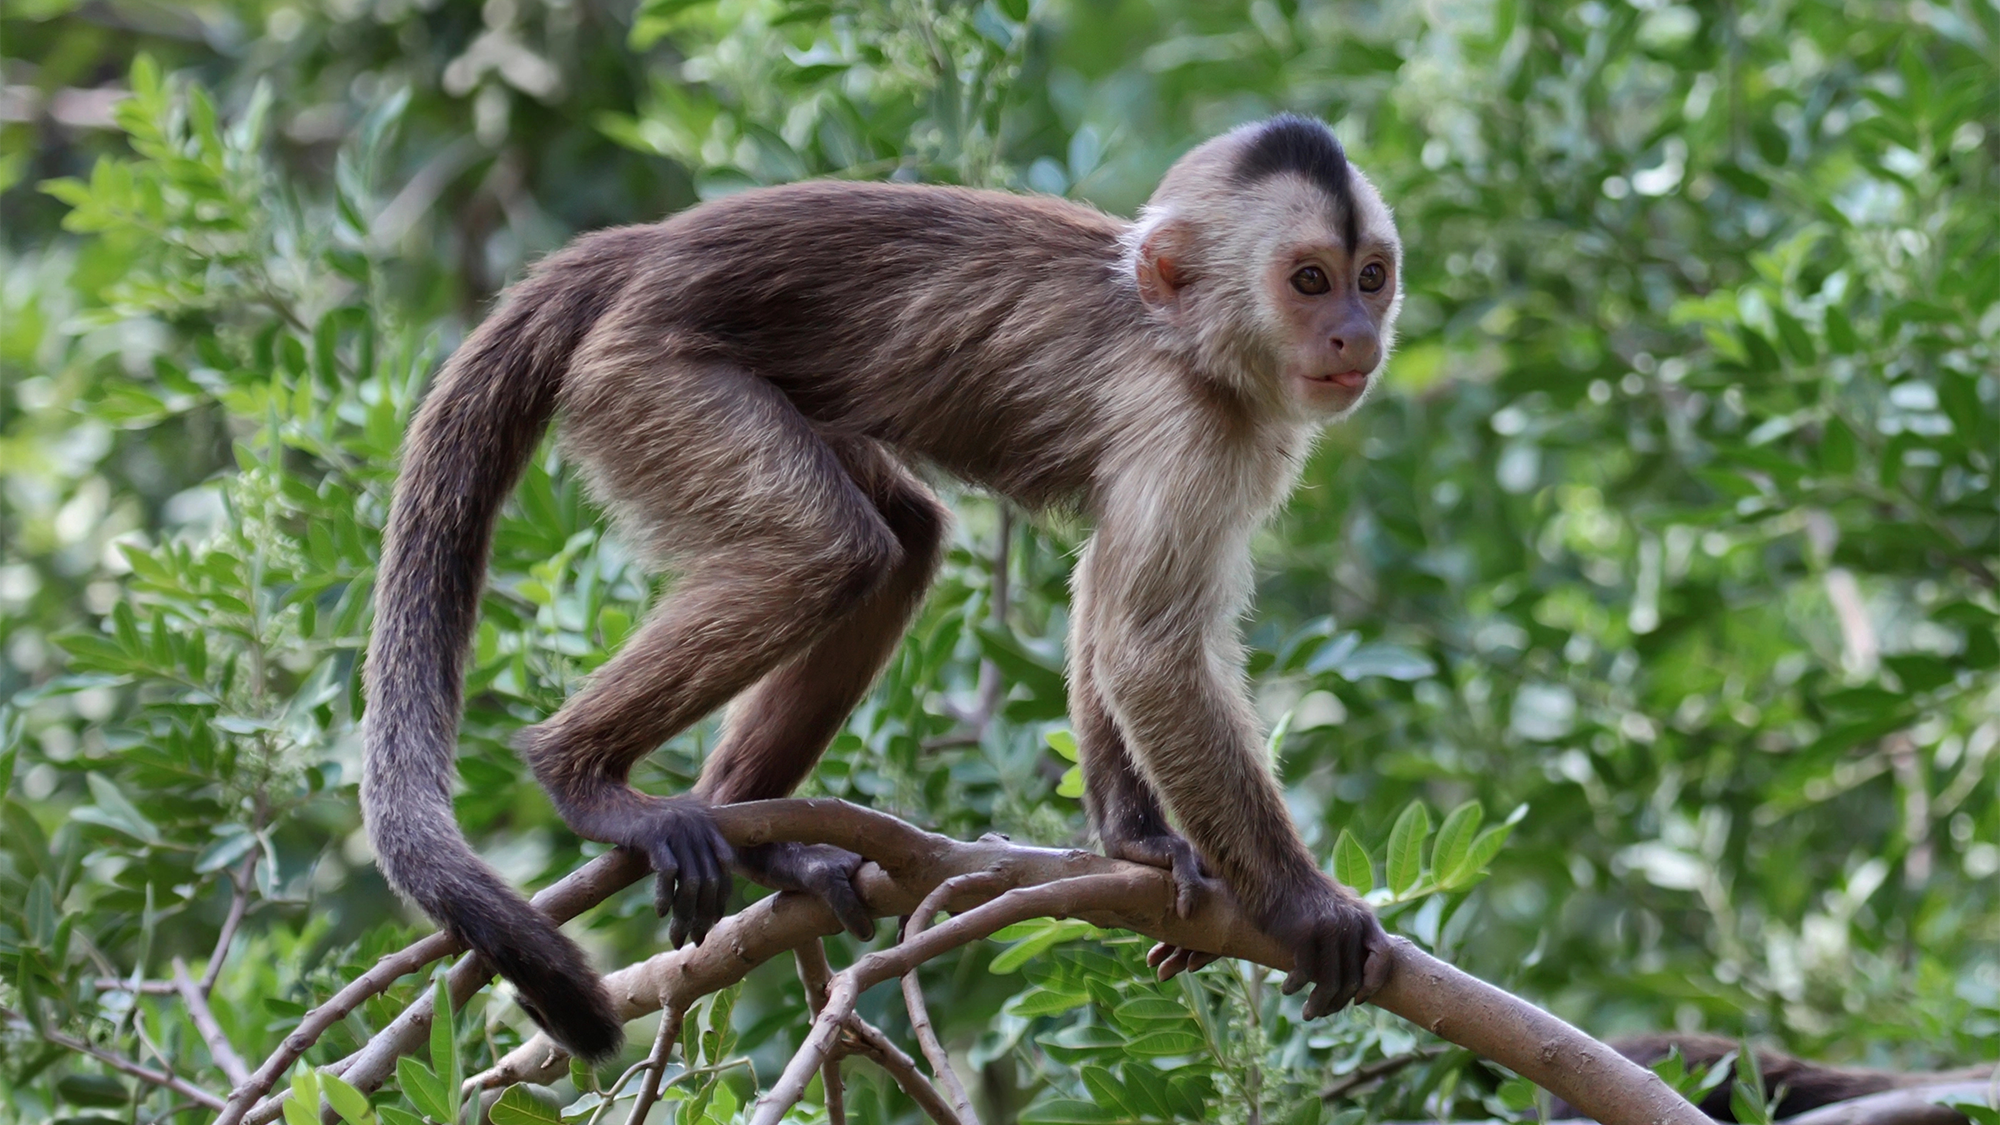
[{"x1": 2, "y1": 0, "x2": 1995, "y2": 1122}]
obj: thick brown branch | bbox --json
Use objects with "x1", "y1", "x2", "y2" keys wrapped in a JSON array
[{"x1": 239, "y1": 800, "x2": 1701, "y2": 1125}]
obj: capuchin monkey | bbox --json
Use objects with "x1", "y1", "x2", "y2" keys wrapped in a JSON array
[{"x1": 362, "y1": 114, "x2": 1403, "y2": 1060}]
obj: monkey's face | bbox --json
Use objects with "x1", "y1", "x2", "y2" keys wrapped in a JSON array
[
  {"x1": 1132, "y1": 141, "x2": 1403, "y2": 423},
  {"x1": 1251, "y1": 176, "x2": 1402, "y2": 422}
]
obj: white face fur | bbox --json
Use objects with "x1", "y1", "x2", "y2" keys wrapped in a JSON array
[{"x1": 1129, "y1": 136, "x2": 1403, "y2": 425}]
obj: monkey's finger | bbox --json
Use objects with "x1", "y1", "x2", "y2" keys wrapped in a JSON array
[
  {"x1": 1146, "y1": 942, "x2": 1174, "y2": 972},
  {"x1": 1281, "y1": 938, "x2": 1316, "y2": 996},
  {"x1": 1184, "y1": 950, "x2": 1219, "y2": 972},
  {"x1": 821, "y1": 874, "x2": 875, "y2": 940},
  {"x1": 650, "y1": 852, "x2": 682, "y2": 921},
  {"x1": 672, "y1": 849, "x2": 710, "y2": 946},
  {"x1": 1356, "y1": 933, "x2": 1394, "y2": 1004},
  {"x1": 1153, "y1": 945, "x2": 1194, "y2": 980},
  {"x1": 686, "y1": 846, "x2": 725, "y2": 946}
]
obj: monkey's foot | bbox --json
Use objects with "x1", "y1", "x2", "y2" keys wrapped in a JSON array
[
  {"x1": 1268, "y1": 882, "x2": 1394, "y2": 1019},
  {"x1": 1103, "y1": 830, "x2": 1225, "y2": 980},
  {"x1": 629, "y1": 800, "x2": 735, "y2": 949},
  {"x1": 1104, "y1": 830, "x2": 1219, "y2": 918},
  {"x1": 737, "y1": 841, "x2": 876, "y2": 940}
]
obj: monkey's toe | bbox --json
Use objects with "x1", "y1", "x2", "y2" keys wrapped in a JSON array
[
  {"x1": 1146, "y1": 942, "x2": 1219, "y2": 980},
  {"x1": 1105, "y1": 831, "x2": 1219, "y2": 919},
  {"x1": 738, "y1": 842, "x2": 876, "y2": 939}
]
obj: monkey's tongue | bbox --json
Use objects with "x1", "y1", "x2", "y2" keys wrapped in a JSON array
[{"x1": 1322, "y1": 371, "x2": 1367, "y2": 389}]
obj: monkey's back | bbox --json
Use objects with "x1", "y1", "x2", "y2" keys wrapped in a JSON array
[{"x1": 575, "y1": 180, "x2": 1156, "y2": 507}]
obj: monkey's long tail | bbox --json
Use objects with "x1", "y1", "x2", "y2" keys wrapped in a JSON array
[{"x1": 360, "y1": 229, "x2": 651, "y2": 1062}]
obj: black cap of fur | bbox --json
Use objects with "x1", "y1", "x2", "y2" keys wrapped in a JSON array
[{"x1": 1232, "y1": 113, "x2": 1359, "y2": 249}]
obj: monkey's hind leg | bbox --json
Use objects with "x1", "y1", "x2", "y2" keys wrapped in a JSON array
[
  {"x1": 523, "y1": 363, "x2": 910, "y2": 947},
  {"x1": 696, "y1": 441, "x2": 949, "y2": 939}
]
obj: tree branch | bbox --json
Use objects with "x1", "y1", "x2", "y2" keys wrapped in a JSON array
[
  {"x1": 171, "y1": 957, "x2": 250, "y2": 1087},
  {"x1": 233, "y1": 799, "x2": 1704, "y2": 1125},
  {"x1": 1, "y1": 1006, "x2": 225, "y2": 1111},
  {"x1": 903, "y1": 872, "x2": 1007, "y2": 1125}
]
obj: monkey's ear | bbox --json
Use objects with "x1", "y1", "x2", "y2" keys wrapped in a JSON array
[{"x1": 1134, "y1": 218, "x2": 1195, "y2": 310}]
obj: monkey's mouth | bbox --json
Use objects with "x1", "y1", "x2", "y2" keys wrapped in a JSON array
[{"x1": 1303, "y1": 370, "x2": 1369, "y2": 390}]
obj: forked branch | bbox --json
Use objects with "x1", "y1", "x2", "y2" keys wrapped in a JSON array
[{"x1": 222, "y1": 799, "x2": 1707, "y2": 1125}]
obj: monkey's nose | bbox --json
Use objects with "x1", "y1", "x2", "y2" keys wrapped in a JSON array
[{"x1": 1330, "y1": 332, "x2": 1381, "y2": 373}]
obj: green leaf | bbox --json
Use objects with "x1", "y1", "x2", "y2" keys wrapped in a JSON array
[
  {"x1": 1045, "y1": 729, "x2": 1078, "y2": 761},
  {"x1": 395, "y1": 1057, "x2": 448, "y2": 1123},
  {"x1": 990, "y1": 918, "x2": 1097, "y2": 973},
  {"x1": 1057, "y1": 764, "x2": 1085, "y2": 798},
  {"x1": 1333, "y1": 829, "x2": 1373, "y2": 897},
  {"x1": 75, "y1": 774, "x2": 162, "y2": 845},
  {"x1": 1112, "y1": 997, "x2": 1193, "y2": 1024},
  {"x1": 56, "y1": 1075, "x2": 130, "y2": 1107},
  {"x1": 430, "y1": 974, "x2": 460, "y2": 1122},
  {"x1": 284, "y1": 1069, "x2": 321, "y2": 1125},
  {"x1": 490, "y1": 1086, "x2": 562, "y2": 1125},
  {"x1": 1006, "y1": 986, "x2": 1089, "y2": 1018},
  {"x1": 1021, "y1": 1098, "x2": 1121, "y2": 1124},
  {"x1": 1430, "y1": 801, "x2": 1484, "y2": 888},
  {"x1": 1386, "y1": 801, "x2": 1432, "y2": 895},
  {"x1": 320, "y1": 1071, "x2": 375, "y2": 1125},
  {"x1": 1123, "y1": 1029, "x2": 1207, "y2": 1056}
]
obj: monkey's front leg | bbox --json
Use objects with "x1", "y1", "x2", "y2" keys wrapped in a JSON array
[
  {"x1": 1071, "y1": 655, "x2": 1221, "y2": 921},
  {"x1": 1083, "y1": 564, "x2": 1392, "y2": 1015}
]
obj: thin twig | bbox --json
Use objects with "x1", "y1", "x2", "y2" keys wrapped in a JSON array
[
  {"x1": 1319, "y1": 1045, "x2": 1449, "y2": 1102},
  {"x1": 172, "y1": 958, "x2": 251, "y2": 1086},
  {"x1": 823, "y1": 1051, "x2": 848, "y2": 1125},
  {"x1": 903, "y1": 873, "x2": 1008, "y2": 1125},
  {"x1": 791, "y1": 942, "x2": 847, "y2": 1125},
  {"x1": 753, "y1": 872, "x2": 1148, "y2": 1125},
  {"x1": 2, "y1": 1006, "x2": 225, "y2": 1111},
  {"x1": 201, "y1": 856, "x2": 259, "y2": 996},
  {"x1": 225, "y1": 848, "x2": 650, "y2": 1125},
  {"x1": 798, "y1": 941, "x2": 954, "y2": 1125},
  {"x1": 622, "y1": 1006, "x2": 684, "y2": 1125},
  {"x1": 838, "y1": 1016, "x2": 963, "y2": 1125}
]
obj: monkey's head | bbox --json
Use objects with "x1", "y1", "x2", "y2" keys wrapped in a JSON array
[{"x1": 1127, "y1": 115, "x2": 1403, "y2": 423}]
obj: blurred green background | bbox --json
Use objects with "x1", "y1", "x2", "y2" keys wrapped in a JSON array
[{"x1": 2, "y1": 0, "x2": 1995, "y2": 1122}]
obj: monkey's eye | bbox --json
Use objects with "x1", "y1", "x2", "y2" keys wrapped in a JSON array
[
  {"x1": 1291, "y1": 266, "x2": 1331, "y2": 296},
  {"x1": 1359, "y1": 262, "x2": 1387, "y2": 293}
]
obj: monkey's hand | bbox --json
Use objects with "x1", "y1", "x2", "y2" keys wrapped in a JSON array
[
  {"x1": 1264, "y1": 878, "x2": 1393, "y2": 1019},
  {"x1": 1104, "y1": 830, "x2": 1225, "y2": 980},
  {"x1": 633, "y1": 798, "x2": 736, "y2": 949},
  {"x1": 736, "y1": 842, "x2": 876, "y2": 941}
]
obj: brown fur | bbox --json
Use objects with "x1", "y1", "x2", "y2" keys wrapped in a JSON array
[{"x1": 362, "y1": 115, "x2": 1405, "y2": 1058}]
